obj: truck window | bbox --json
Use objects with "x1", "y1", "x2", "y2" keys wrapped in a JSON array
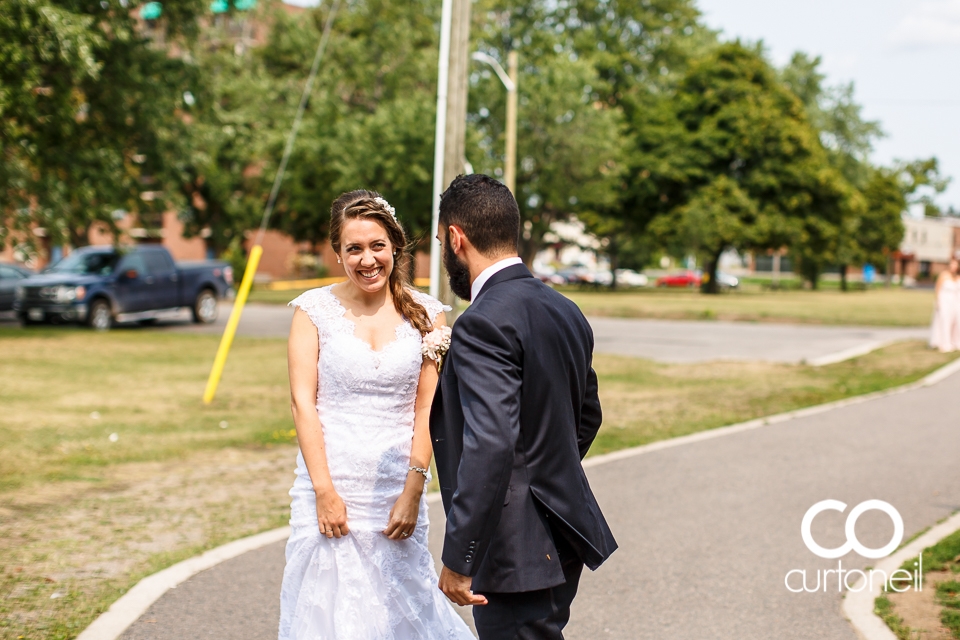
[
  {"x1": 0, "y1": 266, "x2": 24, "y2": 280},
  {"x1": 142, "y1": 251, "x2": 174, "y2": 275},
  {"x1": 48, "y1": 252, "x2": 119, "y2": 275},
  {"x1": 117, "y1": 254, "x2": 148, "y2": 275}
]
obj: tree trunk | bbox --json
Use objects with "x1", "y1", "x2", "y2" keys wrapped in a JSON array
[
  {"x1": 840, "y1": 264, "x2": 848, "y2": 292},
  {"x1": 68, "y1": 222, "x2": 90, "y2": 249},
  {"x1": 701, "y1": 247, "x2": 723, "y2": 295},
  {"x1": 520, "y1": 237, "x2": 538, "y2": 269},
  {"x1": 608, "y1": 238, "x2": 619, "y2": 290},
  {"x1": 801, "y1": 261, "x2": 820, "y2": 290}
]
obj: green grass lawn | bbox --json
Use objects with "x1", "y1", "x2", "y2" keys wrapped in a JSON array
[
  {"x1": 592, "y1": 341, "x2": 955, "y2": 453},
  {"x1": 249, "y1": 283, "x2": 936, "y2": 327},
  {"x1": 0, "y1": 328, "x2": 292, "y2": 492},
  {"x1": 0, "y1": 328, "x2": 955, "y2": 639},
  {"x1": 564, "y1": 286, "x2": 935, "y2": 327}
]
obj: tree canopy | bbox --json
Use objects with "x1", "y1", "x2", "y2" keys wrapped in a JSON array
[
  {"x1": 1, "y1": 0, "x2": 205, "y2": 253},
  {"x1": 2, "y1": 0, "x2": 950, "y2": 290}
]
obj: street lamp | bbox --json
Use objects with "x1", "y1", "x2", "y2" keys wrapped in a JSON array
[{"x1": 471, "y1": 51, "x2": 518, "y2": 194}]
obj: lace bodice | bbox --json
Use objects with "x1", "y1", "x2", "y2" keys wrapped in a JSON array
[{"x1": 287, "y1": 285, "x2": 448, "y2": 529}]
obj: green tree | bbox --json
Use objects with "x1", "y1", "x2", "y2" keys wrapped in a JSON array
[
  {"x1": 561, "y1": 0, "x2": 716, "y2": 277},
  {"x1": 177, "y1": 38, "x2": 275, "y2": 259},
  {"x1": 265, "y1": 0, "x2": 442, "y2": 253},
  {"x1": 470, "y1": 0, "x2": 708, "y2": 269},
  {"x1": 896, "y1": 157, "x2": 951, "y2": 217},
  {"x1": 468, "y1": 45, "x2": 625, "y2": 264},
  {"x1": 636, "y1": 43, "x2": 852, "y2": 292},
  {"x1": 1, "y1": 0, "x2": 204, "y2": 256},
  {"x1": 781, "y1": 52, "x2": 882, "y2": 189},
  {"x1": 780, "y1": 52, "x2": 892, "y2": 289},
  {"x1": 858, "y1": 167, "x2": 906, "y2": 274}
]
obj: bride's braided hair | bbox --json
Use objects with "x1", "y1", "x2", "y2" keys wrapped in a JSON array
[{"x1": 329, "y1": 190, "x2": 434, "y2": 336}]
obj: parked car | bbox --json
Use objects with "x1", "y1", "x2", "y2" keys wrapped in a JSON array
[
  {"x1": 587, "y1": 270, "x2": 613, "y2": 286},
  {"x1": 655, "y1": 271, "x2": 702, "y2": 288},
  {"x1": 532, "y1": 265, "x2": 566, "y2": 286},
  {"x1": 554, "y1": 267, "x2": 581, "y2": 285},
  {"x1": 716, "y1": 272, "x2": 740, "y2": 289},
  {"x1": 614, "y1": 269, "x2": 649, "y2": 288},
  {"x1": 14, "y1": 245, "x2": 233, "y2": 330},
  {"x1": 0, "y1": 263, "x2": 34, "y2": 311}
]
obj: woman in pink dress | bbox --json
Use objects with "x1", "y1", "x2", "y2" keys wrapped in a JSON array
[{"x1": 930, "y1": 256, "x2": 960, "y2": 352}]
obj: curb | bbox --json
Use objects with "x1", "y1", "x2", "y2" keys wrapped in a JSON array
[
  {"x1": 806, "y1": 339, "x2": 895, "y2": 367},
  {"x1": 76, "y1": 527, "x2": 291, "y2": 640},
  {"x1": 76, "y1": 494, "x2": 446, "y2": 640},
  {"x1": 843, "y1": 511, "x2": 960, "y2": 640},
  {"x1": 77, "y1": 354, "x2": 960, "y2": 640}
]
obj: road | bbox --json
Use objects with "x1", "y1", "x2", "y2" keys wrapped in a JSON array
[
  {"x1": 2, "y1": 301, "x2": 927, "y2": 364},
  {"x1": 118, "y1": 367, "x2": 960, "y2": 639},
  {"x1": 140, "y1": 302, "x2": 925, "y2": 364}
]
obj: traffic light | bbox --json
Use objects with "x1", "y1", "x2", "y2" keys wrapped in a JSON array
[{"x1": 210, "y1": 0, "x2": 256, "y2": 13}]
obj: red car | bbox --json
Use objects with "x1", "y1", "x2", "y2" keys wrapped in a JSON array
[{"x1": 655, "y1": 271, "x2": 702, "y2": 288}]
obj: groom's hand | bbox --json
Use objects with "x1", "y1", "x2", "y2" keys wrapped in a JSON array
[{"x1": 439, "y1": 566, "x2": 488, "y2": 606}]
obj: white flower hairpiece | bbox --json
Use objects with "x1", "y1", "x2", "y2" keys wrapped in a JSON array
[{"x1": 374, "y1": 196, "x2": 397, "y2": 220}]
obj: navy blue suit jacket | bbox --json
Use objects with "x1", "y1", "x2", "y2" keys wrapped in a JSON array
[{"x1": 430, "y1": 264, "x2": 617, "y2": 593}]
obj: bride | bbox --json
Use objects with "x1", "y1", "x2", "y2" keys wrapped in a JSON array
[{"x1": 279, "y1": 191, "x2": 474, "y2": 639}]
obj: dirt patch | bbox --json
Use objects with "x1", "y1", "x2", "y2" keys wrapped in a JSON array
[
  {"x1": 888, "y1": 571, "x2": 960, "y2": 639},
  {"x1": 0, "y1": 444, "x2": 298, "y2": 640}
]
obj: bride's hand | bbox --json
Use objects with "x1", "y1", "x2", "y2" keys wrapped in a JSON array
[
  {"x1": 315, "y1": 488, "x2": 349, "y2": 538},
  {"x1": 383, "y1": 486, "x2": 421, "y2": 541}
]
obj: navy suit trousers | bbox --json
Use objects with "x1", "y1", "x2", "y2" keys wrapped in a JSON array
[{"x1": 472, "y1": 526, "x2": 585, "y2": 640}]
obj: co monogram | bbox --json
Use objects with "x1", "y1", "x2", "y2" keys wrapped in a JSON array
[{"x1": 801, "y1": 499, "x2": 904, "y2": 559}]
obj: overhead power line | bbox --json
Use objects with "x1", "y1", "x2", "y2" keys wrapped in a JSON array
[{"x1": 254, "y1": 0, "x2": 343, "y2": 246}]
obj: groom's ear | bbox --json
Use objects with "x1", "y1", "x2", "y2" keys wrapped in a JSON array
[{"x1": 447, "y1": 225, "x2": 467, "y2": 255}]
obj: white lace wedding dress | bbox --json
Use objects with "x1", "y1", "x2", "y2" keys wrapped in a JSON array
[{"x1": 278, "y1": 286, "x2": 474, "y2": 640}]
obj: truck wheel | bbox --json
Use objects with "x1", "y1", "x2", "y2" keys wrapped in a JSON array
[
  {"x1": 192, "y1": 289, "x2": 218, "y2": 324},
  {"x1": 87, "y1": 299, "x2": 113, "y2": 331},
  {"x1": 18, "y1": 314, "x2": 40, "y2": 327}
]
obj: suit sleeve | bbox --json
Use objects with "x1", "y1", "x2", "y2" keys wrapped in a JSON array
[
  {"x1": 442, "y1": 311, "x2": 521, "y2": 577},
  {"x1": 578, "y1": 365, "x2": 602, "y2": 460}
]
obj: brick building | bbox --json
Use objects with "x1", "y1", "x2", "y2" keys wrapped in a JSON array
[{"x1": 895, "y1": 215, "x2": 960, "y2": 281}]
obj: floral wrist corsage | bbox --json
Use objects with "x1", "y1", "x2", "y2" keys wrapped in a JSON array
[{"x1": 421, "y1": 325, "x2": 453, "y2": 372}]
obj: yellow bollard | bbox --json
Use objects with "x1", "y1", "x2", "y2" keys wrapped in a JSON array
[{"x1": 203, "y1": 244, "x2": 263, "y2": 404}]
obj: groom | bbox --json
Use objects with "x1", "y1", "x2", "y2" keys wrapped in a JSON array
[{"x1": 431, "y1": 174, "x2": 617, "y2": 639}]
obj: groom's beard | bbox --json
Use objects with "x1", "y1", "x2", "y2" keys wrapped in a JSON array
[{"x1": 443, "y1": 243, "x2": 473, "y2": 301}]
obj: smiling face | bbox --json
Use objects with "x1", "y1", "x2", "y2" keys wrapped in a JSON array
[{"x1": 339, "y1": 218, "x2": 395, "y2": 293}]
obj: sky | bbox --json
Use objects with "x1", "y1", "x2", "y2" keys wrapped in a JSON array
[{"x1": 695, "y1": 0, "x2": 960, "y2": 209}]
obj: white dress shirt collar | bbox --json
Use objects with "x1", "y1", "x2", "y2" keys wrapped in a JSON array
[{"x1": 470, "y1": 256, "x2": 524, "y2": 301}]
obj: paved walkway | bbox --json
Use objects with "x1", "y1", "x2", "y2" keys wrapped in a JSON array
[
  {"x1": 117, "y1": 367, "x2": 960, "y2": 639},
  {"x1": 2, "y1": 301, "x2": 928, "y2": 364},
  {"x1": 156, "y1": 303, "x2": 926, "y2": 364}
]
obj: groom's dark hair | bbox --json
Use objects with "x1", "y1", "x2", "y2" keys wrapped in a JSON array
[{"x1": 439, "y1": 174, "x2": 520, "y2": 256}]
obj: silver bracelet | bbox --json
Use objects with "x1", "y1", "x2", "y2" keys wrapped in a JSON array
[{"x1": 409, "y1": 466, "x2": 429, "y2": 481}]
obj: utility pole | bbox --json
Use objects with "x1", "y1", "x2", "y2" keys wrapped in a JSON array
[
  {"x1": 430, "y1": 0, "x2": 471, "y2": 311},
  {"x1": 504, "y1": 50, "x2": 518, "y2": 194}
]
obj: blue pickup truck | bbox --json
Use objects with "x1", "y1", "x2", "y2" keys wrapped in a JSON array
[{"x1": 14, "y1": 245, "x2": 233, "y2": 330}]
